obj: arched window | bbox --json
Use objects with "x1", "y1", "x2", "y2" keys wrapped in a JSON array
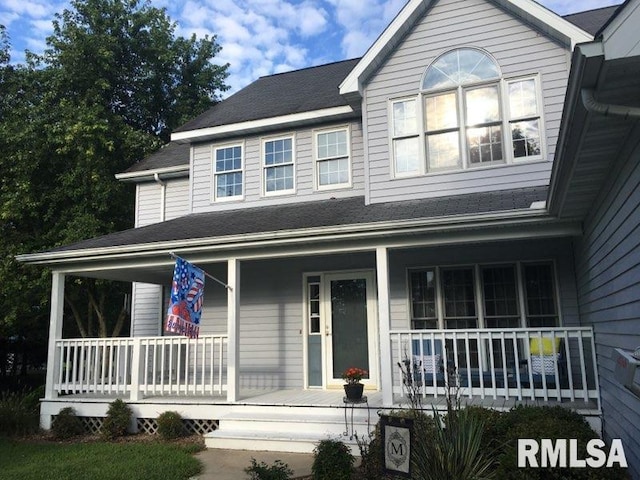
[{"x1": 390, "y1": 48, "x2": 542, "y2": 176}]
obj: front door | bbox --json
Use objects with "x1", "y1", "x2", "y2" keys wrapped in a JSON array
[{"x1": 324, "y1": 271, "x2": 378, "y2": 388}]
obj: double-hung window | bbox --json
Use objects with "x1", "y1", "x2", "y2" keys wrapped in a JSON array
[
  {"x1": 213, "y1": 144, "x2": 243, "y2": 201},
  {"x1": 263, "y1": 136, "x2": 294, "y2": 194},
  {"x1": 391, "y1": 48, "x2": 543, "y2": 176},
  {"x1": 391, "y1": 98, "x2": 421, "y2": 175},
  {"x1": 315, "y1": 128, "x2": 351, "y2": 189}
]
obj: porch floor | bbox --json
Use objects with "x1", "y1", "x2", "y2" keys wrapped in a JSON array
[{"x1": 51, "y1": 388, "x2": 598, "y2": 413}]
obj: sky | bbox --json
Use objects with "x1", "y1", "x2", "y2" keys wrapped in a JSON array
[{"x1": 0, "y1": 0, "x2": 621, "y2": 95}]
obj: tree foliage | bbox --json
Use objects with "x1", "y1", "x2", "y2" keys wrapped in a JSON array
[{"x1": 0, "y1": 0, "x2": 229, "y2": 351}]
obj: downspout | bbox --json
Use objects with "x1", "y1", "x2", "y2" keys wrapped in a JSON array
[
  {"x1": 581, "y1": 89, "x2": 640, "y2": 119},
  {"x1": 153, "y1": 173, "x2": 166, "y2": 222}
]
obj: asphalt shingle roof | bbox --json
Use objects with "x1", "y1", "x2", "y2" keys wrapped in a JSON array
[
  {"x1": 563, "y1": 5, "x2": 620, "y2": 35},
  {"x1": 173, "y1": 59, "x2": 360, "y2": 133},
  {"x1": 123, "y1": 142, "x2": 190, "y2": 174},
  {"x1": 50, "y1": 187, "x2": 547, "y2": 254}
]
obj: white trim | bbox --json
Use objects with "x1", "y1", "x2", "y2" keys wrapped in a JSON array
[
  {"x1": 323, "y1": 270, "x2": 379, "y2": 389},
  {"x1": 262, "y1": 134, "x2": 296, "y2": 197},
  {"x1": 211, "y1": 141, "x2": 245, "y2": 203},
  {"x1": 115, "y1": 165, "x2": 189, "y2": 182},
  {"x1": 339, "y1": 0, "x2": 591, "y2": 96},
  {"x1": 313, "y1": 125, "x2": 352, "y2": 191},
  {"x1": 171, "y1": 106, "x2": 355, "y2": 142}
]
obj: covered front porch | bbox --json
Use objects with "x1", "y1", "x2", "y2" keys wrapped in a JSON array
[
  {"x1": 24, "y1": 204, "x2": 604, "y2": 445},
  {"x1": 49, "y1": 325, "x2": 600, "y2": 412}
]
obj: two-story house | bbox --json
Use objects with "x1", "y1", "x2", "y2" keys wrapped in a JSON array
[{"x1": 17, "y1": 0, "x2": 640, "y2": 475}]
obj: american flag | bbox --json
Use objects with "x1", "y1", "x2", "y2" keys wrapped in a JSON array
[{"x1": 165, "y1": 257, "x2": 205, "y2": 338}]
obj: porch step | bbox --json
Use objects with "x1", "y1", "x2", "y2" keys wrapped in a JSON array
[{"x1": 204, "y1": 406, "x2": 373, "y2": 454}]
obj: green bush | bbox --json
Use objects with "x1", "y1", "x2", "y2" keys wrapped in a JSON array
[
  {"x1": 244, "y1": 458, "x2": 293, "y2": 480},
  {"x1": 494, "y1": 406, "x2": 627, "y2": 480},
  {"x1": 0, "y1": 388, "x2": 41, "y2": 436},
  {"x1": 51, "y1": 407, "x2": 84, "y2": 439},
  {"x1": 101, "y1": 398, "x2": 131, "y2": 440},
  {"x1": 157, "y1": 411, "x2": 185, "y2": 440},
  {"x1": 312, "y1": 438, "x2": 354, "y2": 480}
]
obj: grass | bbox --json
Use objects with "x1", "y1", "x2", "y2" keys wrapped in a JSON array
[{"x1": 0, "y1": 436, "x2": 204, "y2": 480}]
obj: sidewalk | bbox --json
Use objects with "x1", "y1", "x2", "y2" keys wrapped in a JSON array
[{"x1": 193, "y1": 448, "x2": 315, "y2": 480}]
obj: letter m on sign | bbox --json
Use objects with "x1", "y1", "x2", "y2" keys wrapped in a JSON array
[{"x1": 380, "y1": 414, "x2": 413, "y2": 478}]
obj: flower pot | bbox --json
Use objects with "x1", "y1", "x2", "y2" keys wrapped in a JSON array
[{"x1": 344, "y1": 382, "x2": 364, "y2": 401}]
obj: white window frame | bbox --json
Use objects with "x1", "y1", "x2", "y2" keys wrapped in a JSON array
[
  {"x1": 389, "y1": 96, "x2": 424, "y2": 178},
  {"x1": 390, "y1": 50, "x2": 545, "y2": 177},
  {"x1": 504, "y1": 75, "x2": 545, "y2": 163},
  {"x1": 262, "y1": 134, "x2": 296, "y2": 196},
  {"x1": 314, "y1": 126, "x2": 352, "y2": 190},
  {"x1": 212, "y1": 142, "x2": 244, "y2": 202},
  {"x1": 407, "y1": 260, "x2": 560, "y2": 330}
]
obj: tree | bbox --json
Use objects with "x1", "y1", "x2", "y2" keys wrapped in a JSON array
[
  {"x1": 43, "y1": 0, "x2": 229, "y2": 139},
  {"x1": 0, "y1": 0, "x2": 229, "y2": 349}
]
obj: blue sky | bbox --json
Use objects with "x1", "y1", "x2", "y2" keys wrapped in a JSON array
[{"x1": 0, "y1": 0, "x2": 621, "y2": 94}]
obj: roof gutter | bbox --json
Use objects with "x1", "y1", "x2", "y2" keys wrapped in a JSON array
[
  {"x1": 16, "y1": 207, "x2": 572, "y2": 265},
  {"x1": 581, "y1": 88, "x2": 640, "y2": 119},
  {"x1": 115, "y1": 165, "x2": 189, "y2": 182}
]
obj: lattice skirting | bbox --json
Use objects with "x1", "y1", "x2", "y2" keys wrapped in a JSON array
[
  {"x1": 52, "y1": 415, "x2": 218, "y2": 436},
  {"x1": 137, "y1": 418, "x2": 219, "y2": 435}
]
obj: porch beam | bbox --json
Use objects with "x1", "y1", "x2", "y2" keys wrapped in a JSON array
[
  {"x1": 227, "y1": 258, "x2": 240, "y2": 402},
  {"x1": 376, "y1": 247, "x2": 394, "y2": 406}
]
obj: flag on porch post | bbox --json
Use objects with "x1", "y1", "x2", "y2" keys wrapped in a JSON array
[{"x1": 165, "y1": 257, "x2": 205, "y2": 338}]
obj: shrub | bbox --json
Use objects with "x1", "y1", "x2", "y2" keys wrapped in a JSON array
[
  {"x1": 157, "y1": 411, "x2": 185, "y2": 440},
  {"x1": 0, "y1": 388, "x2": 40, "y2": 436},
  {"x1": 244, "y1": 458, "x2": 293, "y2": 480},
  {"x1": 51, "y1": 407, "x2": 84, "y2": 439},
  {"x1": 494, "y1": 406, "x2": 627, "y2": 480},
  {"x1": 312, "y1": 438, "x2": 354, "y2": 480},
  {"x1": 101, "y1": 398, "x2": 131, "y2": 440}
]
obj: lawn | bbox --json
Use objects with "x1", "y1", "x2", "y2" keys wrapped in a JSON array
[{"x1": 0, "y1": 436, "x2": 203, "y2": 480}]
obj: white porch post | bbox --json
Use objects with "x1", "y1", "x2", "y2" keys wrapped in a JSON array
[
  {"x1": 41, "y1": 272, "x2": 65, "y2": 430},
  {"x1": 376, "y1": 247, "x2": 394, "y2": 406},
  {"x1": 227, "y1": 258, "x2": 240, "y2": 402},
  {"x1": 45, "y1": 272, "x2": 65, "y2": 401}
]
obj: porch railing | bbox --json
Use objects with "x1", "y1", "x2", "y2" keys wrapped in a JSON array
[
  {"x1": 53, "y1": 335, "x2": 228, "y2": 399},
  {"x1": 390, "y1": 327, "x2": 600, "y2": 410}
]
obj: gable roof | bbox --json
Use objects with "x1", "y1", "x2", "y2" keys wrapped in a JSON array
[
  {"x1": 339, "y1": 0, "x2": 594, "y2": 98},
  {"x1": 171, "y1": 59, "x2": 360, "y2": 143},
  {"x1": 129, "y1": 4, "x2": 617, "y2": 176}
]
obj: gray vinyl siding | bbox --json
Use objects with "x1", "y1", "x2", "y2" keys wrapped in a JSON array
[
  {"x1": 165, "y1": 178, "x2": 190, "y2": 220},
  {"x1": 192, "y1": 254, "x2": 375, "y2": 390},
  {"x1": 135, "y1": 183, "x2": 162, "y2": 227},
  {"x1": 387, "y1": 238, "x2": 579, "y2": 331},
  {"x1": 131, "y1": 283, "x2": 162, "y2": 337},
  {"x1": 190, "y1": 120, "x2": 365, "y2": 213},
  {"x1": 364, "y1": 0, "x2": 571, "y2": 204},
  {"x1": 134, "y1": 178, "x2": 190, "y2": 227},
  {"x1": 131, "y1": 179, "x2": 189, "y2": 336},
  {"x1": 573, "y1": 142, "x2": 640, "y2": 477}
]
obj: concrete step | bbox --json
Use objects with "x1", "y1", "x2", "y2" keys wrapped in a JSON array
[
  {"x1": 204, "y1": 406, "x2": 374, "y2": 454},
  {"x1": 204, "y1": 429, "x2": 365, "y2": 454}
]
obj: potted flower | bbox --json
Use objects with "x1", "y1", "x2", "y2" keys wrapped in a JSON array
[{"x1": 342, "y1": 367, "x2": 368, "y2": 400}]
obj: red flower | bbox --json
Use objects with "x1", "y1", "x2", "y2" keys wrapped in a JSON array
[{"x1": 342, "y1": 367, "x2": 368, "y2": 384}]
